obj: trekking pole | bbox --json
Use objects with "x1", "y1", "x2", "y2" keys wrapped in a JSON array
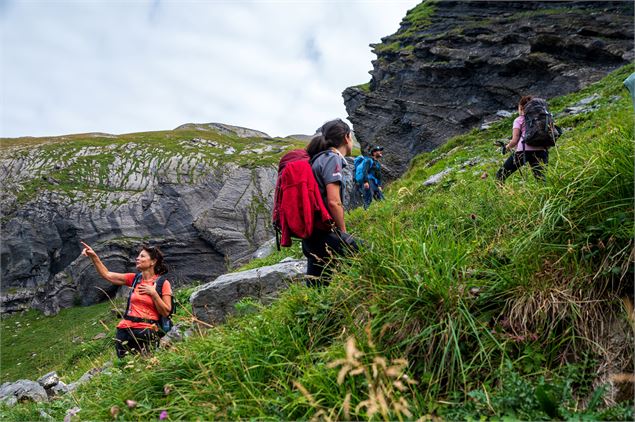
[
  {"x1": 494, "y1": 140, "x2": 506, "y2": 155},
  {"x1": 494, "y1": 140, "x2": 524, "y2": 178}
]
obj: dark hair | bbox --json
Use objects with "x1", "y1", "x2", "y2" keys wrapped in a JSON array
[
  {"x1": 141, "y1": 245, "x2": 168, "y2": 275},
  {"x1": 518, "y1": 95, "x2": 533, "y2": 111},
  {"x1": 306, "y1": 119, "x2": 351, "y2": 157}
]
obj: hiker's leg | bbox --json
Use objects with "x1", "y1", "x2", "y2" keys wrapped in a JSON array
[
  {"x1": 370, "y1": 180, "x2": 384, "y2": 202},
  {"x1": 362, "y1": 184, "x2": 372, "y2": 209},
  {"x1": 358, "y1": 184, "x2": 370, "y2": 209},
  {"x1": 131, "y1": 328, "x2": 157, "y2": 355},
  {"x1": 126, "y1": 329, "x2": 149, "y2": 355},
  {"x1": 115, "y1": 328, "x2": 135, "y2": 358},
  {"x1": 496, "y1": 153, "x2": 522, "y2": 182},
  {"x1": 528, "y1": 150, "x2": 548, "y2": 181},
  {"x1": 302, "y1": 235, "x2": 328, "y2": 287}
]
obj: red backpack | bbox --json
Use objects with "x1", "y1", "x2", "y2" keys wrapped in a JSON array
[{"x1": 272, "y1": 149, "x2": 333, "y2": 248}]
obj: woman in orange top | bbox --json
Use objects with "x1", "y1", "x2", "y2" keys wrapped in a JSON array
[{"x1": 80, "y1": 241, "x2": 172, "y2": 358}]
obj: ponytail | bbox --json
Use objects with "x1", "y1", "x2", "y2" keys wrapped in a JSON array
[
  {"x1": 519, "y1": 95, "x2": 533, "y2": 111},
  {"x1": 306, "y1": 119, "x2": 351, "y2": 158},
  {"x1": 306, "y1": 133, "x2": 328, "y2": 157}
]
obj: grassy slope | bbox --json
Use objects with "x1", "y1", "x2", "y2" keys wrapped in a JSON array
[
  {"x1": 0, "y1": 302, "x2": 117, "y2": 383},
  {"x1": 0, "y1": 288, "x2": 198, "y2": 384},
  {"x1": 2, "y1": 66, "x2": 633, "y2": 420}
]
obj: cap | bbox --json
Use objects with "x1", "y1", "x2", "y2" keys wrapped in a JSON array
[{"x1": 370, "y1": 146, "x2": 384, "y2": 154}]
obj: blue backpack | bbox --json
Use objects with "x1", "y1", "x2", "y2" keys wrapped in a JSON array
[{"x1": 354, "y1": 156, "x2": 370, "y2": 184}]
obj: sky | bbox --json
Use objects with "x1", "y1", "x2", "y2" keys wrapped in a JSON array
[{"x1": 0, "y1": 0, "x2": 420, "y2": 138}]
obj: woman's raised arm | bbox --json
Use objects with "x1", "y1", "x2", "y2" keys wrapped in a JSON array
[{"x1": 80, "y1": 241, "x2": 128, "y2": 286}]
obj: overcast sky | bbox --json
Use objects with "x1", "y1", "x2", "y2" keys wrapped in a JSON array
[{"x1": 0, "y1": 0, "x2": 420, "y2": 138}]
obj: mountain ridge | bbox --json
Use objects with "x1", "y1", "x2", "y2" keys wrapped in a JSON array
[{"x1": 344, "y1": 0, "x2": 634, "y2": 177}]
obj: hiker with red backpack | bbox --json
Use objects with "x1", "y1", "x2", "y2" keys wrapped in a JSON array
[
  {"x1": 495, "y1": 95, "x2": 560, "y2": 182},
  {"x1": 80, "y1": 242, "x2": 173, "y2": 358},
  {"x1": 272, "y1": 118, "x2": 359, "y2": 287}
]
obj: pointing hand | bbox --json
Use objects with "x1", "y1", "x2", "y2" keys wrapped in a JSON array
[{"x1": 80, "y1": 241, "x2": 97, "y2": 258}]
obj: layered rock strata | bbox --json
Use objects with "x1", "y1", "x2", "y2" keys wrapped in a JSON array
[
  {"x1": 0, "y1": 126, "x2": 285, "y2": 314},
  {"x1": 344, "y1": 1, "x2": 634, "y2": 176}
]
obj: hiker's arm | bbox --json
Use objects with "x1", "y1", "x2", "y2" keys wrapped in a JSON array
[
  {"x1": 362, "y1": 160, "x2": 371, "y2": 189},
  {"x1": 138, "y1": 284, "x2": 171, "y2": 316},
  {"x1": 80, "y1": 241, "x2": 127, "y2": 286},
  {"x1": 326, "y1": 183, "x2": 346, "y2": 232},
  {"x1": 506, "y1": 128, "x2": 522, "y2": 150}
]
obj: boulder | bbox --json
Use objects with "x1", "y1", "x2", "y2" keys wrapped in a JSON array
[
  {"x1": 159, "y1": 323, "x2": 187, "y2": 348},
  {"x1": 423, "y1": 168, "x2": 453, "y2": 186},
  {"x1": 36, "y1": 371, "x2": 59, "y2": 390},
  {"x1": 0, "y1": 380, "x2": 48, "y2": 406},
  {"x1": 190, "y1": 259, "x2": 307, "y2": 325},
  {"x1": 252, "y1": 238, "x2": 277, "y2": 260},
  {"x1": 50, "y1": 381, "x2": 69, "y2": 397},
  {"x1": 66, "y1": 366, "x2": 105, "y2": 393}
]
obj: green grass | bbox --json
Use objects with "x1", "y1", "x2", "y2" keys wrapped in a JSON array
[
  {"x1": 0, "y1": 285, "x2": 200, "y2": 385},
  {"x1": 0, "y1": 302, "x2": 118, "y2": 383},
  {"x1": 2, "y1": 66, "x2": 633, "y2": 420},
  {"x1": 353, "y1": 82, "x2": 371, "y2": 93},
  {"x1": 372, "y1": 0, "x2": 436, "y2": 55}
]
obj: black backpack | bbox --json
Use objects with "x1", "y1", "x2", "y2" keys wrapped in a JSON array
[
  {"x1": 124, "y1": 273, "x2": 176, "y2": 337},
  {"x1": 522, "y1": 98, "x2": 561, "y2": 148}
]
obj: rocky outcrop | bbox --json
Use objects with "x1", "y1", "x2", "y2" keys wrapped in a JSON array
[
  {"x1": 0, "y1": 127, "x2": 285, "y2": 314},
  {"x1": 173, "y1": 122, "x2": 271, "y2": 139},
  {"x1": 1, "y1": 123, "x2": 362, "y2": 315},
  {"x1": 0, "y1": 380, "x2": 48, "y2": 406},
  {"x1": 343, "y1": 1, "x2": 634, "y2": 176},
  {"x1": 190, "y1": 258, "x2": 307, "y2": 325},
  {"x1": 0, "y1": 363, "x2": 116, "y2": 407}
]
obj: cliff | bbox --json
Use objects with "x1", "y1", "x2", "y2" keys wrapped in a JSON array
[
  {"x1": 343, "y1": 0, "x2": 634, "y2": 176},
  {"x1": 0, "y1": 125, "x2": 303, "y2": 314}
]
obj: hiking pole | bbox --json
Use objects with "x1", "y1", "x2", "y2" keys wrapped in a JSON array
[{"x1": 494, "y1": 140, "x2": 506, "y2": 155}]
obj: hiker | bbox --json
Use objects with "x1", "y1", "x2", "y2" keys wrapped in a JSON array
[
  {"x1": 495, "y1": 95, "x2": 549, "y2": 182},
  {"x1": 303, "y1": 119, "x2": 359, "y2": 286},
  {"x1": 80, "y1": 241, "x2": 172, "y2": 358},
  {"x1": 355, "y1": 146, "x2": 384, "y2": 209}
]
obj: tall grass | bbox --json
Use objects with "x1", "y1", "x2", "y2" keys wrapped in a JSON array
[{"x1": 2, "y1": 66, "x2": 633, "y2": 420}]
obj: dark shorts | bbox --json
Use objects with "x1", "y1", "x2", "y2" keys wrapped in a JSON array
[
  {"x1": 301, "y1": 229, "x2": 359, "y2": 287},
  {"x1": 496, "y1": 150, "x2": 549, "y2": 182},
  {"x1": 115, "y1": 327, "x2": 158, "y2": 358}
]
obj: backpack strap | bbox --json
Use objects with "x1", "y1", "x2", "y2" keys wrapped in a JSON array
[
  {"x1": 123, "y1": 274, "x2": 166, "y2": 324},
  {"x1": 154, "y1": 275, "x2": 166, "y2": 299},
  {"x1": 154, "y1": 275, "x2": 174, "y2": 316},
  {"x1": 123, "y1": 273, "x2": 142, "y2": 320},
  {"x1": 361, "y1": 156, "x2": 371, "y2": 184}
]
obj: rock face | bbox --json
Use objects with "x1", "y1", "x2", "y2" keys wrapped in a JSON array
[
  {"x1": 1, "y1": 124, "x2": 361, "y2": 315},
  {"x1": 0, "y1": 127, "x2": 287, "y2": 315},
  {"x1": 190, "y1": 259, "x2": 307, "y2": 325},
  {"x1": 173, "y1": 122, "x2": 271, "y2": 139},
  {"x1": 343, "y1": 1, "x2": 634, "y2": 177}
]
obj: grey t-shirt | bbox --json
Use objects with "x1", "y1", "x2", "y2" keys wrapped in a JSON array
[{"x1": 310, "y1": 150, "x2": 347, "y2": 214}]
